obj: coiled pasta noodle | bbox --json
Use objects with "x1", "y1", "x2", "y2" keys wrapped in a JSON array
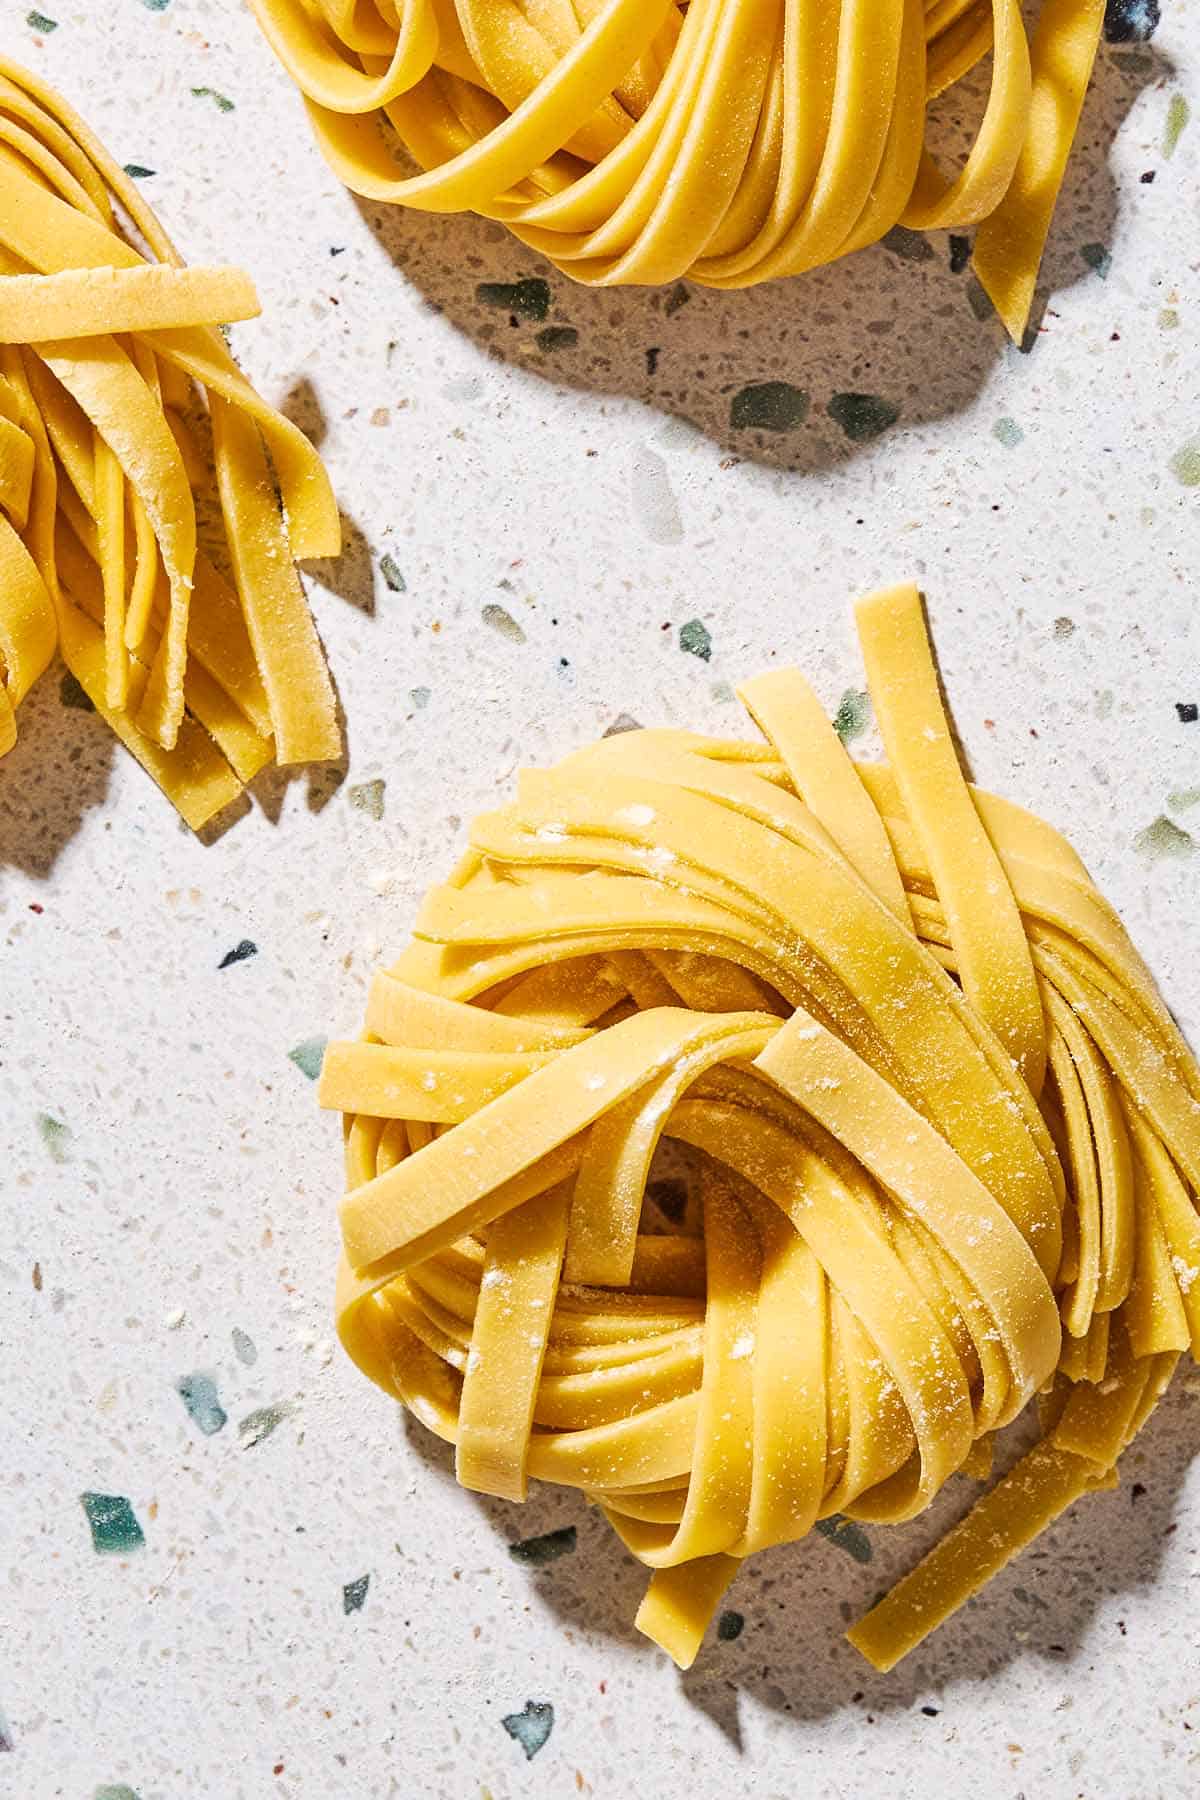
[
  {"x1": 0, "y1": 60, "x2": 340, "y2": 827},
  {"x1": 250, "y1": 0, "x2": 1109, "y2": 341},
  {"x1": 322, "y1": 582, "x2": 1200, "y2": 1670}
]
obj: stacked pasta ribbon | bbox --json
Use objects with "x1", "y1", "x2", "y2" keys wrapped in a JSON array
[
  {"x1": 250, "y1": 0, "x2": 1110, "y2": 341},
  {"x1": 322, "y1": 583, "x2": 1200, "y2": 1671},
  {"x1": 0, "y1": 60, "x2": 340, "y2": 828}
]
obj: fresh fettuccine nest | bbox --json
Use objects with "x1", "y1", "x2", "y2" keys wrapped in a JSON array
[
  {"x1": 251, "y1": 0, "x2": 1110, "y2": 342},
  {"x1": 0, "y1": 60, "x2": 340, "y2": 828},
  {"x1": 322, "y1": 583, "x2": 1200, "y2": 1671}
]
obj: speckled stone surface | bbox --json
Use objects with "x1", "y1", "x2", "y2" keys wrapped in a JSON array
[{"x1": 3, "y1": 4, "x2": 1200, "y2": 1796}]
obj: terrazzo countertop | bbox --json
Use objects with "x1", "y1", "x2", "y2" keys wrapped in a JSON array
[{"x1": 3, "y1": 3, "x2": 1200, "y2": 1796}]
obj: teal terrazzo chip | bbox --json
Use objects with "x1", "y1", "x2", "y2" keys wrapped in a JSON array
[
  {"x1": 678, "y1": 619, "x2": 711, "y2": 662},
  {"x1": 993, "y1": 417, "x2": 1025, "y2": 448},
  {"x1": 36, "y1": 1112, "x2": 71, "y2": 1162},
  {"x1": 288, "y1": 1037, "x2": 327, "y2": 1080},
  {"x1": 729, "y1": 381, "x2": 808, "y2": 432},
  {"x1": 509, "y1": 1525, "x2": 576, "y2": 1566},
  {"x1": 176, "y1": 1373, "x2": 227, "y2": 1437},
  {"x1": 379, "y1": 553, "x2": 406, "y2": 592},
  {"x1": 814, "y1": 1514, "x2": 873, "y2": 1563},
  {"x1": 191, "y1": 86, "x2": 235, "y2": 113},
  {"x1": 343, "y1": 1574, "x2": 370, "y2": 1614},
  {"x1": 475, "y1": 277, "x2": 551, "y2": 321},
  {"x1": 827, "y1": 392, "x2": 900, "y2": 442},
  {"x1": 59, "y1": 671, "x2": 95, "y2": 711},
  {"x1": 832, "y1": 689, "x2": 870, "y2": 744},
  {"x1": 80, "y1": 1493, "x2": 145, "y2": 1555},
  {"x1": 502, "y1": 1701, "x2": 554, "y2": 1761}
]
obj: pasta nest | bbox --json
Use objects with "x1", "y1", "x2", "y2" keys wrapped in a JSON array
[
  {"x1": 251, "y1": 0, "x2": 1112, "y2": 340},
  {"x1": 0, "y1": 60, "x2": 340, "y2": 826},
  {"x1": 323, "y1": 584, "x2": 1200, "y2": 1671}
]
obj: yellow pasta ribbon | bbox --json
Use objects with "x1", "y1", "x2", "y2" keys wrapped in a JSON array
[
  {"x1": 0, "y1": 58, "x2": 341, "y2": 824},
  {"x1": 251, "y1": 0, "x2": 1117, "y2": 338},
  {"x1": 322, "y1": 581, "x2": 1200, "y2": 1672}
]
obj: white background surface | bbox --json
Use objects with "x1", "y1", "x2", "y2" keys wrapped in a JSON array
[{"x1": 2, "y1": 2, "x2": 1200, "y2": 1795}]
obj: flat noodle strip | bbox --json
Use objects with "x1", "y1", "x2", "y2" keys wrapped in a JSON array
[
  {"x1": 0, "y1": 58, "x2": 340, "y2": 820},
  {"x1": 251, "y1": 0, "x2": 1117, "y2": 338},
  {"x1": 324, "y1": 581, "x2": 1200, "y2": 1671}
]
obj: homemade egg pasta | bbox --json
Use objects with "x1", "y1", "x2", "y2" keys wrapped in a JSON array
[
  {"x1": 323, "y1": 582, "x2": 1200, "y2": 1671},
  {"x1": 0, "y1": 59, "x2": 340, "y2": 827},
  {"x1": 250, "y1": 0, "x2": 1109, "y2": 341}
]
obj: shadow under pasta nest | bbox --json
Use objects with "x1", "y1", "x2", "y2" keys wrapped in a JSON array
[
  {"x1": 0, "y1": 671, "x2": 117, "y2": 877},
  {"x1": 354, "y1": 43, "x2": 1168, "y2": 478},
  {"x1": 398, "y1": 1374, "x2": 1194, "y2": 1745}
]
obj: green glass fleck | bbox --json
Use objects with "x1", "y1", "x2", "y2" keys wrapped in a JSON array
[
  {"x1": 717, "y1": 1609, "x2": 745, "y2": 1641},
  {"x1": 993, "y1": 417, "x2": 1025, "y2": 448},
  {"x1": 663, "y1": 282, "x2": 691, "y2": 316},
  {"x1": 1133, "y1": 815, "x2": 1194, "y2": 859},
  {"x1": 509, "y1": 1525, "x2": 576, "y2": 1566},
  {"x1": 1164, "y1": 93, "x2": 1190, "y2": 158},
  {"x1": 288, "y1": 1037, "x2": 327, "y2": 1080},
  {"x1": 536, "y1": 325, "x2": 578, "y2": 352},
  {"x1": 410, "y1": 686, "x2": 431, "y2": 710},
  {"x1": 122, "y1": 165, "x2": 155, "y2": 179},
  {"x1": 343, "y1": 1573, "x2": 370, "y2": 1614},
  {"x1": 232, "y1": 1327, "x2": 258, "y2": 1366},
  {"x1": 832, "y1": 689, "x2": 871, "y2": 744},
  {"x1": 26, "y1": 10, "x2": 57, "y2": 29},
  {"x1": 80, "y1": 1493, "x2": 145, "y2": 1555},
  {"x1": 481, "y1": 603, "x2": 526, "y2": 644},
  {"x1": 238, "y1": 1403, "x2": 290, "y2": 1448},
  {"x1": 59, "y1": 671, "x2": 95, "y2": 711},
  {"x1": 815, "y1": 1514, "x2": 873, "y2": 1563},
  {"x1": 348, "y1": 779, "x2": 386, "y2": 821},
  {"x1": 1169, "y1": 439, "x2": 1200, "y2": 487},
  {"x1": 37, "y1": 1113, "x2": 71, "y2": 1163},
  {"x1": 95, "y1": 1788, "x2": 142, "y2": 1800},
  {"x1": 965, "y1": 278, "x2": 995, "y2": 322},
  {"x1": 379, "y1": 553, "x2": 406, "y2": 593},
  {"x1": 881, "y1": 225, "x2": 933, "y2": 263},
  {"x1": 475, "y1": 278, "x2": 551, "y2": 322},
  {"x1": 190, "y1": 86, "x2": 235, "y2": 113},
  {"x1": 827, "y1": 392, "x2": 900, "y2": 442},
  {"x1": 1079, "y1": 243, "x2": 1112, "y2": 277},
  {"x1": 678, "y1": 619, "x2": 712, "y2": 662},
  {"x1": 729, "y1": 381, "x2": 808, "y2": 432},
  {"x1": 1167, "y1": 788, "x2": 1200, "y2": 812}
]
